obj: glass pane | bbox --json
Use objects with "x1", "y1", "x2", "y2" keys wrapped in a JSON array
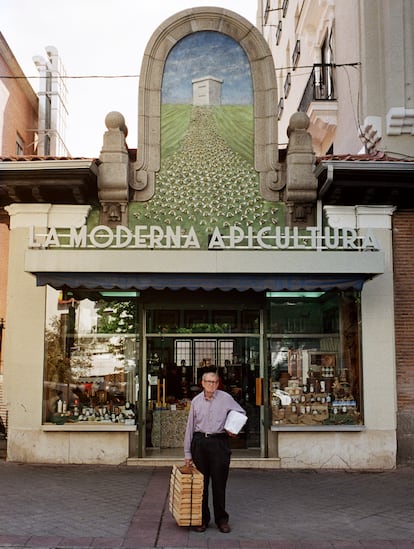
[
  {"x1": 146, "y1": 335, "x2": 260, "y2": 449},
  {"x1": 218, "y1": 339, "x2": 234, "y2": 366},
  {"x1": 267, "y1": 290, "x2": 362, "y2": 426},
  {"x1": 43, "y1": 288, "x2": 139, "y2": 425},
  {"x1": 175, "y1": 340, "x2": 191, "y2": 368},
  {"x1": 146, "y1": 307, "x2": 259, "y2": 333},
  {"x1": 194, "y1": 339, "x2": 217, "y2": 381}
]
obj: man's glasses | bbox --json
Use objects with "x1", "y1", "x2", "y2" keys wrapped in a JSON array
[{"x1": 203, "y1": 380, "x2": 218, "y2": 384}]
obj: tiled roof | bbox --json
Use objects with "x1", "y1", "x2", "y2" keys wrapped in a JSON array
[
  {"x1": 0, "y1": 155, "x2": 99, "y2": 163},
  {"x1": 2, "y1": 150, "x2": 412, "y2": 165},
  {"x1": 316, "y1": 151, "x2": 414, "y2": 163}
]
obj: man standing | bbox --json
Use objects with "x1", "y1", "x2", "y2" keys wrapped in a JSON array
[{"x1": 184, "y1": 371, "x2": 246, "y2": 533}]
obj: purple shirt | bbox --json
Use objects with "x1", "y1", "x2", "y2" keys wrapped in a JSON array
[{"x1": 184, "y1": 389, "x2": 246, "y2": 460}]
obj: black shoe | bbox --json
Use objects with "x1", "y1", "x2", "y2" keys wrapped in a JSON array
[
  {"x1": 218, "y1": 522, "x2": 231, "y2": 533},
  {"x1": 193, "y1": 524, "x2": 207, "y2": 532}
]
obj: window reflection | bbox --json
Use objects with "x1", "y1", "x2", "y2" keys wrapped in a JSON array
[
  {"x1": 43, "y1": 288, "x2": 138, "y2": 425},
  {"x1": 267, "y1": 290, "x2": 363, "y2": 426}
]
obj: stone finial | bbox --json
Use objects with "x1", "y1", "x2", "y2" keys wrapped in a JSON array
[
  {"x1": 105, "y1": 111, "x2": 128, "y2": 136},
  {"x1": 285, "y1": 112, "x2": 317, "y2": 227},
  {"x1": 287, "y1": 111, "x2": 310, "y2": 135},
  {"x1": 98, "y1": 111, "x2": 129, "y2": 227}
]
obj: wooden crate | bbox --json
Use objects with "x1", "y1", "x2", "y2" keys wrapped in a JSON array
[{"x1": 169, "y1": 464, "x2": 204, "y2": 526}]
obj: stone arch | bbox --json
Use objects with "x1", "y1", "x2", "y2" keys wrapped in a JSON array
[{"x1": 132, "y1": 6, "x2": 281, "y2": 201}]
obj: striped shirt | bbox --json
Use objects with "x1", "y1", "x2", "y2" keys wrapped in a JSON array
[{"x1": 184, "y1": 389, "x2": 246, "y2": 460}]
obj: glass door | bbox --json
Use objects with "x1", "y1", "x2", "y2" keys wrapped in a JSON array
[{"x1": 143, "y1": 295, "x2": 263, "y2": 456}]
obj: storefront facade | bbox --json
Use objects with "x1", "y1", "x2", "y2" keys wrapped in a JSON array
[
  {"x1": 1, "y1": 8, "x2": 398, "y2": 468},
  {"x1": 3, "y1": 201, "x2": 395, "y2": 468}
]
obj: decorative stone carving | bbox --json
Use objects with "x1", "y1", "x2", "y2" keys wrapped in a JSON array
[
  {"x1": 98, "y1": 111, "x2": 129, "y2": 226},
  {"x1": 285, "y1": 112, "x2": 318, "y2": 226}
]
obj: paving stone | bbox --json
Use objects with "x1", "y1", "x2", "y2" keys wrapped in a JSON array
[{"x1": 0, "y1": 463, "x2": 413, "y2": 548}]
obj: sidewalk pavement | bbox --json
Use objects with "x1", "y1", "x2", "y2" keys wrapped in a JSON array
[{"x1": 0, "y1": 459, "x2": 413, "y2": 548}]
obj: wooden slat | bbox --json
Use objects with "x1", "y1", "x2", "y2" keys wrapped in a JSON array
[{"x1": 169, "y1": 465, "x2": 204, "y2": 526}]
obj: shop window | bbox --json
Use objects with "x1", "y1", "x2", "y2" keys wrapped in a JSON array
[
  {"x1": 43, "y1": 288, "x2": 139, "y2": 425},
  {"x1": 267, "y1": 290, "x2": 362, "y2": 427}
]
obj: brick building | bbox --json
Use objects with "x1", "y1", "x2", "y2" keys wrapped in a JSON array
[
  {"x1": 0, "y1": 32, "x2": 38, "y2": 156},
  {"x1": 393, "y1": 210, "x2": 414, "y2": 463}
]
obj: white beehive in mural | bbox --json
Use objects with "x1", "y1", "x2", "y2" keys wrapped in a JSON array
[{"x1": 192, "y1": 75, "x2": 223, "y2": 106}]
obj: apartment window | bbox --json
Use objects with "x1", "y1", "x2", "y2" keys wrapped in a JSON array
[
  {"x1": 16, "y1": 134, "x2": 24, "y2": 155},
  {"x1": 284, "y1": 72, "x2": 291, "y2": 98},
  {"x1": 275, "y1": 20, "x2": 282, "y2": 45},
  {"x1": 277, "y1": 97, "x2": 284, "y2": 120},
  {"x1": 264, "y1": 0, "x2": 271, "y2": 24},
  {"x1": 292, "y1": 40, "x2": 301, "y2": 70}
]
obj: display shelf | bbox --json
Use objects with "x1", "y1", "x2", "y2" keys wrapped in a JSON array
[
  {"x1": 42, "y1": 423, "x2": 136, "y2": 432},
  {"x1": 271, "y1": 425, "x2": 365, "y2": 432}
]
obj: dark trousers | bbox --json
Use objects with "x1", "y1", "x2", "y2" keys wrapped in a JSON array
[{"x1": 191, "y1": 433, "x2": 231, "y2": 526}]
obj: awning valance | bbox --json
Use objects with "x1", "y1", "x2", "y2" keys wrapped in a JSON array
[{"x1": 35, "y1": 272, "x2": 371, "y2": 292}]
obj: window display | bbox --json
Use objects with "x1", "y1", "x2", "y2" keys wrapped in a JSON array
[
  {"x1": 42, "y1": 286, "x2": 363, "y2": 443},
  {"x1": 267, "y1": 290, "x2": 362, "y2": 426},
  {"x1": 43, "y1": 288, "x2": 139, "y2": 425}
]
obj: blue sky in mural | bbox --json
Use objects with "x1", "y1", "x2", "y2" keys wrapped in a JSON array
[{"x1": 162, "y1": 31, "x2": 253, "y2": 105}]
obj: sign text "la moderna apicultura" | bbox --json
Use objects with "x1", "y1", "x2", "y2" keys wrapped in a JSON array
[{"x1": 28, "y1": 225, "x2": 381, "y2": 251}]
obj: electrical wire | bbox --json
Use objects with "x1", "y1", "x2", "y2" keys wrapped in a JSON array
[
  {"x1": 0, "y1": 62, "x2": 361, "y2": 80},
  {"x1": 0, "y1": 74, "x2": 140, "y2": 79}
]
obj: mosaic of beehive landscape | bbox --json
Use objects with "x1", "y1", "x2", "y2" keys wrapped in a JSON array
[{"x1": 131, "y1": 31, "x2": 281, "y2": 245}]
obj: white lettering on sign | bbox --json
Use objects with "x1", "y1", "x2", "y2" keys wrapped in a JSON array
[{"x1": 27, "y1": 225, "x2": 381, "y2": 251}]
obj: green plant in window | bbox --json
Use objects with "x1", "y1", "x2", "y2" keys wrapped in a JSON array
[
  {"x1": 45, "y1": 317, "x2": 71, "y2": 383},
  {"x1": 96, "y1": 301, "x2": 136, "y2": 333}
]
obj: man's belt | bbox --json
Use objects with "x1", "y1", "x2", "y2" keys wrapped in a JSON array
[{"x1": 194, "y1": 431, "x2": 228, "y2": 438}]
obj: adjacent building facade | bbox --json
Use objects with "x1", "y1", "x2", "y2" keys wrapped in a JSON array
[
  {"x1": 0, "y1": 5, "x2": 413, "y2": 468},
  {"x1": 258, "y1": 0, "x2": 414, "y2": 464},
  {"x1": 1, "y1": 32, "x2": 39, "y2": 434},
  {"x1": 0, "y1": 34, "x2": 69, "y2": 437},
  {"x1": 258, "y1": 0, "x2": 414, "y2": 158}
]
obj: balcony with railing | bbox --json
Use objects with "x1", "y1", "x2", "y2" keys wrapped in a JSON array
[
  {"x1": 298, "y1": 63, "x2": 338, "y2": 154},
  {"x1": 299, "y1": 63, "x2": 336, "y2": 111}
]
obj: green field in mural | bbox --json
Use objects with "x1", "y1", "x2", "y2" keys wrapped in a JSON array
[
  {"x1": 212, "y1": 105, "x2": 254, "y2": 165},
  {"x1": 161, "y1": 104, "x2": 254, "y2": 165},
  {"x1": 161, "y1": 105, "x2": 192, "y2": 160}
]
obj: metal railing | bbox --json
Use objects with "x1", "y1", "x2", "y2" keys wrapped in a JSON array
[{"x1": 299, "y1": 63, "x2": 336, "y2": 112}]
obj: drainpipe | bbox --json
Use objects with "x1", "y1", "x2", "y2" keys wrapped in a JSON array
[
  {"x1": 318, "y1": 163, "x2": 334, "y2": 198},
  {"x1": 316, "y1": 200, "x2": 323, "y2": 252},
  {"x1": 317, "y1": 163, "x2": 334, "y2": 251}
]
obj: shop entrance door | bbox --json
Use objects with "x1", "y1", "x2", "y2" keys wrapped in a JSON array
[{"x1": 141, "y1": 292, "x2": 264, "y2": 457}]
